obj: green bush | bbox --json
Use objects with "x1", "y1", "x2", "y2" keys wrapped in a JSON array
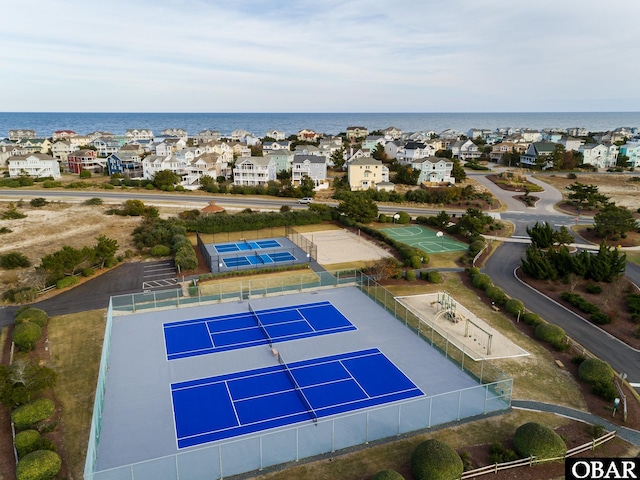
[
  {"x1": 14, "y1": 430, "x2": 54, "y2": 458},
  {"x1": 81, "y1": 268, "x2": 95, "y2": 277},
  {"x1": 378, "y1": 214, "x2": 388, "y2": 223},
  {"x1": 0, "y1": 252, "x2": 31, "y2": 269},
  {"x1": 405, "y1": 270, "x2": 416, "y2": 281},
  {"x1": 513, "y1": 422, "x2": 566, "y2": 460},
  {"x1": 150, "y1": 245, "x2": 171, "y2": 257},
  {"x1": 396, "y1": 211, "x2": 411, "y2": 224},
  {"x1": 485, "y1": 286, "x2": 508, "y2": 306},
  {"x1": 11, "y1": 398, "x2": 56, "y2": 430},
  {"x1": 585, "y1": 283, "x2": 603, "y2": 294},
  {"x1": 522, "y1": 313, "x2": 543, "y2": 327},
  {"x1": 12, "y1": 323, "x2": 42, "y2": 351},
  {"x1": 472, "y1": 273, "x2": 493, "y2": 290},
  {"x1": 79, "y1": 169, "x2": 92, "y2": 178},
  {"x1": 427, "y1": 270, "x2": 443, "y2": 283},
  {"x1": 468, "y1": 267, "x2": 481, "y2": 276},
  {"x1": 505, "y1": 298, "x2": 525, "y2": 316},
  {"x1": 411, "y1": 439, "x2": 463, "y2": 480},
  {"x1": 578, "y1": 358, "x2": 614, "y2": 385},
  {"x1": 56, "y1": 276, "x2": 79, "y2": 289},
  {"x1": 371, "y1": 470, "x2": 404, "y2": 480},
  {"x1": 535, "y1": 323, "x2": 566, "y2": 349},
  {"x1": 83, "y1": 197, "x2": 104, "y2": 205},
  {"x1": 16, "y1": 449, "x2": 62, "y2": 480},
  {"x1": 590, "y1": 312, "x2": 612, "y2": 325},
  {"x1": 29, "y1": 197, "x2": 48, "y2": 207},
  {"x1": 15, "y1": 308, "x2": 49, "y2": 328},
  {"x1": 469, "y1": 239, "x2": 486, "y2": 256}
]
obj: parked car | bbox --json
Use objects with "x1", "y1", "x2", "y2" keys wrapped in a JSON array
[{"x1": 298, "y1": 197, "x2": 313, "y2": 204}]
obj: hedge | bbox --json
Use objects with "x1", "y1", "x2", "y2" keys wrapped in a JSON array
[
  {"x1": 535, "y1": 323, "x2": 566, "y2": 350},
  {"x1": 426, "y1": 270, "x2": 443, "y2": 283},
  {"x1": 472, "y1": 273, "x2": 493, "y2": 290},
  {"x1": 56, "y1": 276, "x2": 79, "y2": 289},
  {"x1": 405, "y1": 270, "x2": 416, "y2": 281},
  {"x1": 16, "y1": 449, "x2": 62, "y2": 480},
  {"x1": 15, "y1": 430, "x2": 41, "y2": 458},
  {"x1": 578, "y1": 358, "x2": 616, "y2": 401},
  {"x1": 14, "y1": 308, "x2": 49, "y2": 328},
  {"x1": 150, "y1": 245, "x2": 171, "y2": 257},
  {"x1": 11, "y1": 398, "x2": 56, "y2": 430},
  {"x1": 12, "y1": 322, "x2": 42, "y2": 352},
  {"x1": 522, "y1": 313, "x2": 543, "y2": 327},
  {"x1": 505, "y1": 298, "x2": 525, "y2": 316},
  {"x1": 485, "y1": 286, "x2": 508, "y2": 306},
  {"x1": 513, "y1": 422, "x2": 566, "y2": 460},
  {"x1": 411, "y1": 439, "x2": 463, "y2": 480}
]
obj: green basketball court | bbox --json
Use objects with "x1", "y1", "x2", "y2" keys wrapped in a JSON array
[{"x1": 380, "y1": 225, "x2": 468, "y2": 254}]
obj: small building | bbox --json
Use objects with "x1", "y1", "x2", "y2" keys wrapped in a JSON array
[
  {"x1": 291, "y1": 155, "x2": 327, "y2": 189},
  {"x1": 233, "y1": 157, "x2": 276, "y2": 186},
  {"x1": 9, "y1": 154, "x2": 61, "y2": 179},
  {"x1": 68, "y1": 149, "x2": 103, "y2": 174},
  {"x1": 348, "y1": 157, "x2": 389, "y2": 191}
]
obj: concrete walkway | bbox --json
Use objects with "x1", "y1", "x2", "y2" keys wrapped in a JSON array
[{"x1": 512, "y1": 400, "x2": 640, "y2": 446}]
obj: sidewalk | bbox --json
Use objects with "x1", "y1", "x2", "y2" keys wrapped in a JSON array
[{"x1": 512, "y1": 400, "x2": 640, "y2": 446}]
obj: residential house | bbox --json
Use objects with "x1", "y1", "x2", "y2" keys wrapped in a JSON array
[
  {"x1": 594, "y1": 131, "x2": 627, "y2": 145},
  {"x1": 520, "y1": 141, "x2": 557, "y2": 169},
  {"x1": 348, "y1": 158, "x2": 389, "y2": 191},
  {"x1": 265, "y1": 129, "x2": 285, "y2": 141},
  {"x1": 68, "y1": 149, "x2": 103, "y2": 174},
  {"x1": 490, "y1": 142, "x2": 528, "y2": 164},
  {"x1": 161, "y1": 128, "x2": 188, "y2": 141},
  {"x1": 72, "y1": 133, "x2": 96, "y2": 146},
  {"x1": 50, "y1": 140, "x2": 80, "y2": 162},
  {"x1": 125, "y1": 129, "x2": 153, "y2": 141},
  {"x1": 345, "y1": 148, "x2": 370, "y2": 166},
  {"x1": 397, "y1": 141, "x2": 432, "y2": 165},
  {"x1": 297, "y1": 129, "x2": 320, "y2": 142},
  {"x1": 0, "y1": 141, "x2": 18, "y2": 168},
  {"x1": 291, "y1": 155, "x2": 328, "y2": 189},
  {"x1": 9, "y1": 154, "x2": 61, "y2": 179},
  {"x1": 346, "y1": 126, "x2": 369, "y2": 141},
  {"x1": 265, "y1": 150, "x2": 294, "y2": 173},
  {"x1": 154, "y1": 138, "x2": 187, "y2": 157},
  {"x1": 558, "y1": 136, "x2": 584, "y2": 152},
  {"x1": 381, "y1": 126, "x2": 402, "y2": 140},
  {"x1": 183, "y1": 153, "x2": 228, "y2": 189},
  {"x1": 580, "y1": 144, "x2": 619, "y2": 169},
  {"x1": 467, "y1": 128, "x2": 492, "y2": 139},
  {"x1": 262, "y1": 140, "x2": 292, "y2": 153},
  {"x1": 106, "y1": 152, "x2": 143, "y2": 178},
  {"x1": 203, "y1": 141, "x2": 233, "y2": 164},
  {"x1": 521, "y1": 129, "x2": 543, "y2": 143},
  {"x1": 231, "y1": 129, "x2": 251, "y2": 142},
  {"x1": 194, "y1": 130, "x2": 221, "y2": 144},
  {"x1": 8, "y1": 129, "x2": 36, "y2": 141},
  {"x1": 450, "y1": 139, "x2": 480, "y2": 160},
  {"x1": 566, "y1": 127, "x2": 589, "y2": 137},
  {"x1": 319, "y1": 136, "x2": 343, "y2": 149},
  {"x1": 16, "y1": 138, "x2": 51, "y2": 154},
  {"x1": 233, "y1": 157, "x2": 276, "y2": 186},
  {"x1": 142, "y1": 154, "x2": 188, "y2": 180},
  {"x1": 542, "y1": 130, "x2": 563, "y2": 143},
  {"x1": 174, "y1": 147, "x2": 203, "y2": 165},
  {"x1": 413, "y1": 157, "x2": 455, "y2": 184},
  {"x1": 92, "y1": 137, "x2": 123, "y2": 157},
  {"x1": 229, "y1": 142, "x2": 251, "y2": 158},
  {"x1": 362, "y1": 136, "x2": 385, "y2": 152},
  {"x1": 620, "y1": 142, "x2": 640, "y2": 168},
  {"x1": 52, "y1": 130, "x2": 77, "y2": 141},
  {"x1": 438, "y1": 129, "x2": 462, "y2": 141},
  {"x1": 384, "y1": 140, "x2": 404, "y2": 160}
]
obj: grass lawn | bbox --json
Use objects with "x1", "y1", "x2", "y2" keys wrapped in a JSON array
[{"x1": 46, "y1": 309, "x2": 106, "y2": 480}]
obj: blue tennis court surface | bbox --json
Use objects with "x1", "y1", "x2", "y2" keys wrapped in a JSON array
[
  {"x1": 222, "y1": 251, "x2": 295, "y2": 268},
  {"x1": 171, "y1": 348, "x2": 424, "y2": 448},
  {"x1": 164, "y1": 301, "x2": 356, "y2": 360},
  {"x1": 215, "y1": 239, "x2": 282, "y2": 253}
]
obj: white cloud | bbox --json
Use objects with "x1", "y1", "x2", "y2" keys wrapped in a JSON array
[{"x1": 1, "y1": 0, "x2": 639, "y2": 111}]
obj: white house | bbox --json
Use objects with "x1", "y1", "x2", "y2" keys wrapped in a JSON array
[
  {"x1": 558, "y1": 136, "x2": 584, "y2": 152},
  {"x1": 450, "y1": 139, "x2": 480, "y2": 160},
  {"x1": 580, "y1": 144, "x2": 619, "y2": 169},
  {"x1": 203, "y1": 141, "x2": 233, "y2": 163},
  {"x1": 265, "y1": 129, "x2": 285, "y2": 141},
  {"x1": 233, "y1": 157, "x2": 276, "y2": 186},
  {"x1": 396, "y1": 141, "x2": 433, "y2": 165},
  {"x1": 142, "y1": 154, "x2": 187, "y2": 180},
  {"x1": 125, "y1": 129, "x2": 153, "y2": 141},
  {"x1": 9, "y1": 154, "x2": 61, "y2": 179},
  {"x1": 262, "y1": 141, "x2": 292, "y2": 153},
  {"x1": 182, "y1": 153, "x2": 228, "y2": 189},
  {"x1": 50, "y1": 140, "x2": 80, "y2": 162}
]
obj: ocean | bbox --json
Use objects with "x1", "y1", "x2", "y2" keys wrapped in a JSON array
[{"x1": 1, "y1": 112, "x2": 639, "y2": 139}]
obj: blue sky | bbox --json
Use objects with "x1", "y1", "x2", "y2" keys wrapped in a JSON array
[{"x1": 3, "y1": 0, "x2": 639, "y2": 112}]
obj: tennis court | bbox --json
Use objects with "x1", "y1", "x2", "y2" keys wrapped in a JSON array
[
  {"x1": 381, "y1": 225, "x2": 468, "y2": 253},
  {"x1": 171, "y1": 348, "x2": 423, "y2": 448},
  {"x1": 214, "y1": 239, "x2": 282, "y2": 253},
  {"x1": 164, "y1": 301, "x2": 356, "y2": 360},
  {"x1": 221, "y1": 251, "x2": 296, "y2": 268}
]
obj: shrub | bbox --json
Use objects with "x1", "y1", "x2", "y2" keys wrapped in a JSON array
[
  {"x1": 56, "y1": 276, "x2": 79, "y2": 289},
  {"x1": 578, "y1": 358, "x2": 614, "y2": 385},
  {"x1": 408, "y1": 255, "x2": 422, "y2": 269},
  {"x1": 79, "y1": 169, "x2": 92, "y2": 178},
  {"x1": 0, "y1": 252, "x2": 31, "y2": 269},
  {"x1": 486, "y1": 286, "x2": 508, "y2": 306},
  {"x1": 535, "y1": 323, "x2": 566, "y2": 350},
  {"x1": 468, "y1": 239, "x2": 485, "y2": 257},
  {"x1": 378, "y1": 213, "x2": 388, "y2": 223},
  {"x1": 16, "y1": 449, "x2": 62, "y2": 480},
  {"x1": 585, "y1": 283, "x2": 603, "y2": 294},
  {"x1": 11, "y1": 398, "x2": 56, "y2": 430},
  {"x1": 513, "y1": 422, "x2": 566, "y2": 460},
  {"x1": 468, "y1": 267, "x2": 481, "y2": 277},
  {"x1": 371, "y1": 470, "x2": 404, "y2": 480},
  {"x1": 81, "y1": 268, "x2": 95, "y2": 277},
  {"x1": 505, "y1": 298, "x2": 525, "y2": 316},
  {"x1": 405, "y1": 270, "x2": 416, "y2": 281},
  {"x1": 522, "y1": 313, "x2": 543, "y2": 327},
  {"x1": 29, "y1": 197, "x2": 48, "y2": 207},
  {"x1": 12, "y1": 323, "x2": 42, "y2": 351},
  {"x1": 427, "y1": 270, "x2": 443, "y2": 283},
  {"x1": 15, "y1": 429, "x2": 39, "y2": 458},
  {"x1": 396, "y1": 211, "x2": 411, "y2": 224},
  {"x1": 83, "y1": 197, "x2": 103, "y2": 206},
  {"x1": 411, "y1": 439, "x2": 463, "y2": 480},
  {"x1": 472, "y1": 273, "x2": 493, "y2": 290},
  {"x1": 150, "y1": 245, "x2": 171, "y2": 257},
  {"x1": 590, "y1": 312, "x2": 612, "y2": 325},
  {"x1": 15, "y1": 308, "x2": 49, "y2": 328}
]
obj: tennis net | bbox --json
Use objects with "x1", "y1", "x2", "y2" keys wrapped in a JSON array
[
  {"x1": 277, "y1": 352, "x2": 317, "y2": 425},
  {"x1": 243, "y1": 238, "x2": 252, "y2": 250},
  {"x1": 248, "y1": 302, "x2": 271, "y2": 347}
]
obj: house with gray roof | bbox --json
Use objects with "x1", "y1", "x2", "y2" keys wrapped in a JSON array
[{"x1": 291, "y1": 155, "x2": 328, "y2": 189}]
